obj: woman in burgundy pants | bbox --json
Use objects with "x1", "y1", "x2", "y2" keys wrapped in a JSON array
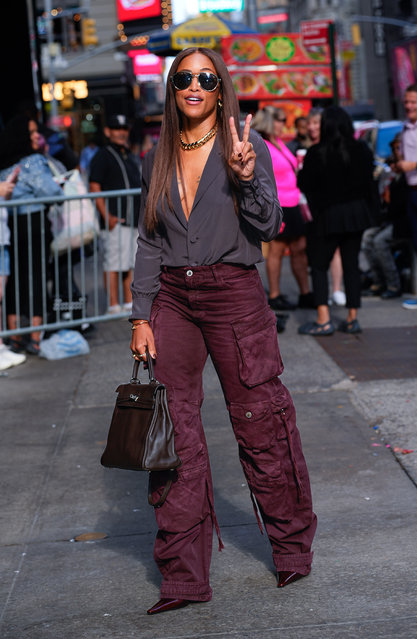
[{"x1": 130, "y1": 47, "x2": 317, "y2": 615}]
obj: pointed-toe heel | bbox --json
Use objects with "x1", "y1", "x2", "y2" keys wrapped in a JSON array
[
  {"x1": 277, "y1": 570, "x2": 309, "y2": 588},
  {"x1": 147, "y1": 598, "x2": 189, "y2": 615}
]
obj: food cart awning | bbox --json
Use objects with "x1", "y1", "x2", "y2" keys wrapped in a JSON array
[{"x1": 147, "y1": 14, "x2": 257, "y2": 57}]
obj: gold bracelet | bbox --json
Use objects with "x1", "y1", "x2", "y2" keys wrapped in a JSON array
[{"x1": 131, "y1": 320, "x2": 149, "y2": 330}]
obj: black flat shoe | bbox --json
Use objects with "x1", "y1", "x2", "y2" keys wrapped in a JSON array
[
  {"x1": 147, "y1": 598, "x2": 190, "y2": 615},
  {"x1": 269, "y1": 294, "x2": 297, "y2": 311},
  {"x1": 380, "y1": 288, "x2": 402, "y2": 299},
  {"x1": 298, "y1": 320, "x2": 335, "y2": 336},
  {"x1": 25, "y1": 339, "x2": 41, "y2": 355},
  {"x1": 338, "y1": 319, "x2": 362, "y2": 334},
  {"x1": 277, "y1": 570, "x2": 309, "y2": 588},
  {"x1": 276, "y1": 313, "x2": 289, "y2": 333},
  {"x1": 361, "y1": 286, "x2": 384, "y2": 297},
  {"x1": 8, "y1": 337, "x2": 26, "y2": 354}
]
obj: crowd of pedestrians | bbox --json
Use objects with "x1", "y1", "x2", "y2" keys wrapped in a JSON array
[
  {"x1": 247, "y1": 85, "x2": 417, "y2": 333},
  {"x1": 0, "y1": 110, "x2": 148, "y2": 370}
]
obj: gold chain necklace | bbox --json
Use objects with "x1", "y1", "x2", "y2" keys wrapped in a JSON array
[{"x1": 179, "y1": 125, "x2": 217, "y2": 151}]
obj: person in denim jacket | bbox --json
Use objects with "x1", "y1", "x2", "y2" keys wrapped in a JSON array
[{"x1": 0, "y1": 115, "x2": 63, "y2": 354}]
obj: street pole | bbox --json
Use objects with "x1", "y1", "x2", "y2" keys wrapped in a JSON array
[
  {"x1": 25, "y1": 0, "x2": 42, "y2": 116},
  {"x1": 328, "y1": 22, "x2": 339, "y2": 106},
  {"x1": 45, "y1": 0, "x2": 59, "y2": 124},
  {"x1": 246, "y1": 0, "x2": 257, "y2": 31}
]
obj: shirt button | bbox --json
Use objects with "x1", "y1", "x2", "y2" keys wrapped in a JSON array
[
  {"x1": 245, "y1": 411, "x2": 253, "y2": 419},
  {"x1": 186, "y1": 269, "x2": 193, "y2": 277}
]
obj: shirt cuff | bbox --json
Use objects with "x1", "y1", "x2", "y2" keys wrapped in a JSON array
[
  {"x1": 130, "y1": 294, "x2": 155, "y2": 322},
  {"x1": 238, "y1": 174, "x2": 258, "y2": 191}
]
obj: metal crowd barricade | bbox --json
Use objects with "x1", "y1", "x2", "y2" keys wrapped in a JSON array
[{"x1": 0, "y1": 187, "x2": 141, "y2": 340}]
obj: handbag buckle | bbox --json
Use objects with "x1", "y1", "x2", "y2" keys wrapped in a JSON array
[{"x1": 129, "y1": 393, "x2": 140, "y2": 402}]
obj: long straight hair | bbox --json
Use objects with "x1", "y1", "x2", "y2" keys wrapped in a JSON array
[
  {"x1": 0, "y1": 114, "x2": 34, "y2": 170},
  {"x1": 318, "y1": 105, "x2": 356, "y2": 166},
  {"x1": 144, "y1": 47, "x2": 241, "y2": 232}
]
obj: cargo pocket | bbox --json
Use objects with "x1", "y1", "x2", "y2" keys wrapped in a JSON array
[
  {"x1": 152, "y1": 459, "x2": 211, "y2": 533},
  {"x1": 232, "y1": 308, "x2": 282, "y2": 388},
  {"x1": 229, "y1": 401, "x2": 294, "y2": 522},
  {"x1": 271, "y1": 394, "x2": 304, "y2": 500}
]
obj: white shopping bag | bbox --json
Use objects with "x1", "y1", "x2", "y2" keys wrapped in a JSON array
[{"x1": 50, "y1": 169, "x2": 99, "y2": 254}]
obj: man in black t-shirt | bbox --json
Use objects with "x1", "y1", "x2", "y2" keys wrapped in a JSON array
[{"x1": 89, "y1": 115, "x2": 141, "y2": 314}]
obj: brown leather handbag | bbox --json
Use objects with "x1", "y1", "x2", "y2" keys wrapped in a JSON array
[{"x1": 101, "y1": 353, "x2": 181, "y2": 506}]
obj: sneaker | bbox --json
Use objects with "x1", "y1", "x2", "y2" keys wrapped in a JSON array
[
  {"x1": 123, "y1": 302, "x2": 133, "y2": 311},
  {"x1": 332, "y1": 290, "x2": 346, "y2": 306},
  {"x1": 106, "y1": 304, "x2": 122, "y2": 315},
  {"x1": 0, "y1": 344, "x2": 26, "y2": 370},
  {"x1": 402, "y1": 298, "x2": 417, "y2": 309}
]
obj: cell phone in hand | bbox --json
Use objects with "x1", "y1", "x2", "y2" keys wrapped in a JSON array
[{"x1": 6, "y1": 166, "x2": 20, "y2": 184}]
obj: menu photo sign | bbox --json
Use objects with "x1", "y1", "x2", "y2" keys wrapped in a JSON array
[
  {"x1": 222, "y1": 33, "x2": 330, "y2": 66},
  {"x1": 230, "y1": 66, "x2": 332, "y2": 100}
]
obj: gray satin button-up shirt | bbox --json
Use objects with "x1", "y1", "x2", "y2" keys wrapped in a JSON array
[{"x1": 131, "y1": 129, "x2": 282, "y2": 320}]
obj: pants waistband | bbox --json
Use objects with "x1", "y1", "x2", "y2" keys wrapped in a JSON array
[
  {"x1": 162, "y1": 263, "x2": 255, "y2": 274},
  {"x1": 161, "y1": 263, "x2": 256, "y2": 290}
]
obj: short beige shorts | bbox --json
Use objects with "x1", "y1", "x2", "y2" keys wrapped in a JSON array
[{"x1": 101, "y1": 225, "x2": 137, "y2": 272}]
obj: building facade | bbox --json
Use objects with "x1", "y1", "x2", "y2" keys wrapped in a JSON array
[{"x1": 288, "y1": 0, "x2": 417, "y2": 120}]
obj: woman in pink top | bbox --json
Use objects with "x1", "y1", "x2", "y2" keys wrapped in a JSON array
[{"x1": 252, "y1": 107, "x2": 313, "y2": 311}]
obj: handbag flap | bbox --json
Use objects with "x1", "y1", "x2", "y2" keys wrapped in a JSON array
[{"x1": 115, "y1": 381, "x2": 159, "y2": 410}]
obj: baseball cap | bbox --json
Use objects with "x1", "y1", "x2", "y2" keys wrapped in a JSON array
[{"x1": 106, "y1": 114, "x2": 130, "y2": 129}]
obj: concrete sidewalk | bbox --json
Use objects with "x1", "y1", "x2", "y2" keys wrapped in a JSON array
[{"x1": 1, "y1": 272, "x2": 417, "y2": 638}]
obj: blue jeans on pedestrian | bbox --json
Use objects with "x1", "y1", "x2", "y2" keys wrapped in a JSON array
[{"x1": 407, "y1": 189, "x2": 417, "y2": 254}]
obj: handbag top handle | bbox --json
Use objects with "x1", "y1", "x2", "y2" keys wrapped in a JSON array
[{"x1": 131, "y1": 348, "x2": 156, "y2": 383}]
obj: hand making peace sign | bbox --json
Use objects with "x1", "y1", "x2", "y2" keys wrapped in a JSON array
[{"x1": 228, "y1": 114, "x2": 256, "y2": 181}]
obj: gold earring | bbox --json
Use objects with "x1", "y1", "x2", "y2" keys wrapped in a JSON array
[{"x1": 217, "y1": 98, "x2": 223, "y2": 109}]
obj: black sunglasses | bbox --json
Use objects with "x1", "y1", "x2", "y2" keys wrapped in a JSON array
[{"x1": 171, "y1": 71, "x2": 221, "y2": 92}]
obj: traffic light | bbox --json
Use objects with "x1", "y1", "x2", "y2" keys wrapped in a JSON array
[
  {"x1": 351, "y1": 23, "x2": 361, "y2": 46},
  {"x1": 81, "y1": 18, "x2": 98, "y2": 47}
]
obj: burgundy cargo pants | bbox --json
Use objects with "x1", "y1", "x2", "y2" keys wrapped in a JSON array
[{"x1": 148, "y1": 263, "x2": 317, "y2": 601}]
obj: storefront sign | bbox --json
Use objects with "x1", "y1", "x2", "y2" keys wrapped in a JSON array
[
  {"x1": 199, "y1": 0, "x2": 243, "y2": 11},
  {"x1": 391, "y1": 39, "x2": 417, "y2": 97},
  {"x1": 222, "y1": 33, "x2": 330, "y2": 66},
  {"x1": 128, "y1": 49, "x2": 162, "y2": 76},
  {"x1": 42, "y1": 80, "x2": 88, "y2": 102},
  {"x1": 116, "y1": 0, "x2": 161, "y2": 22},
  {"x1": 300, "y1": 20, "x2": 331, "y2": 48},
  {"x1": 230, "y1": 66, "x2": 332, "y2": 99}
]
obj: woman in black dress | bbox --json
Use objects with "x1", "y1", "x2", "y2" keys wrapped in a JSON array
[{"x1": 297, "y1": 106, "x2": 375, "y2": 335}]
